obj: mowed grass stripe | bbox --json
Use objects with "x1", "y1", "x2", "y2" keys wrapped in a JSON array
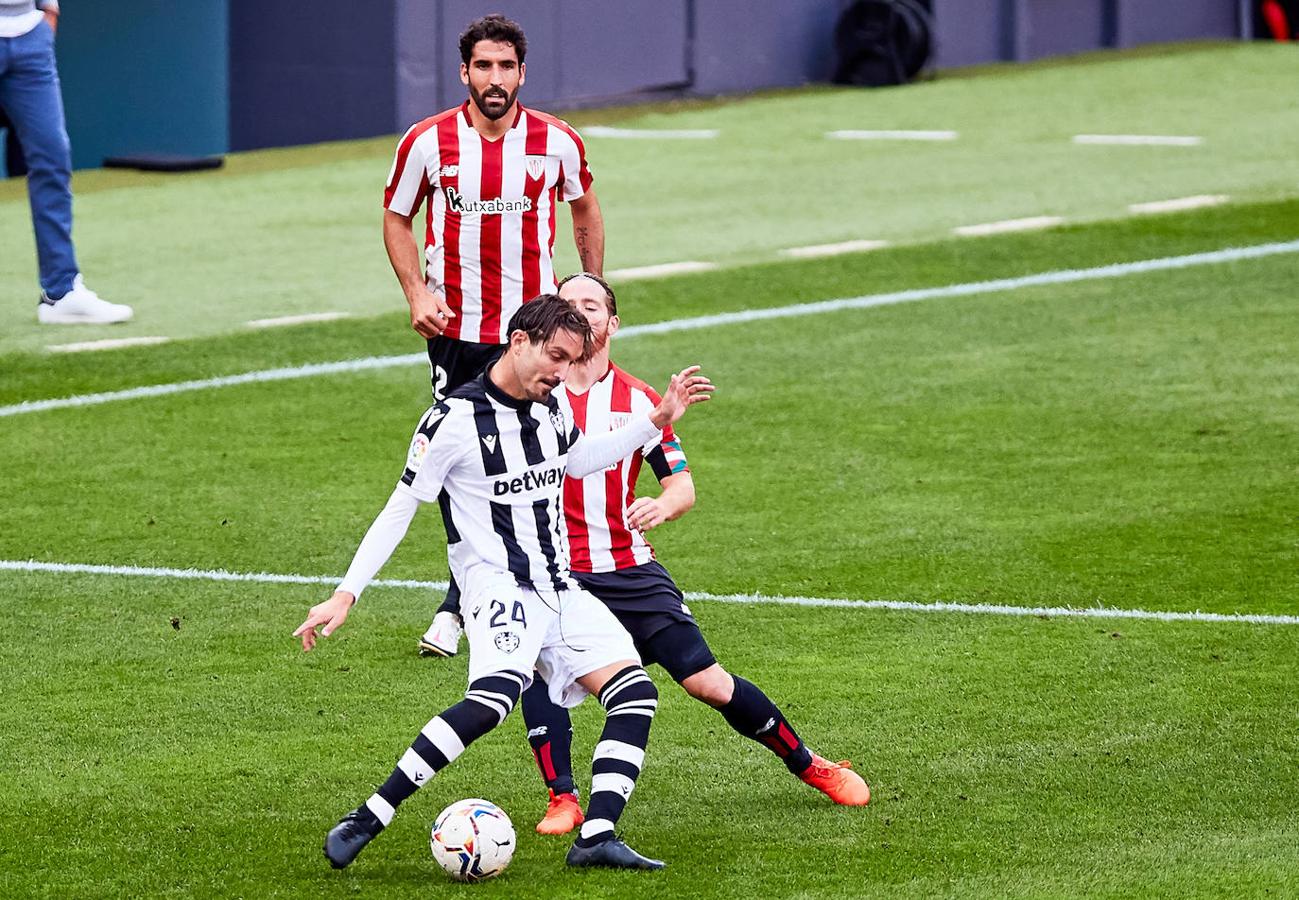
[
  {"x1": 5, "y1": 235, "x2": 1299, "y2": 419},
  {"x1": 6, "y1": 559, "x2": 1297, "y2": 626},
  {"x1": 2, "y1": 249, "x2": 1295, "y2": 617},
  {"x1": 3, "y1": 576, "x2": 1297, "y2": 897},
  {"x1": 5, "y1": 196, "x2": 1298, "y2": 408}
]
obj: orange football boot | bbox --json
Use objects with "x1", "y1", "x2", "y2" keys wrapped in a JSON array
[
  {"x1": 799, "y1": 753, "x2": 870, "y2": 806},
  {"x1": 535, "y1": 790, "x2": 584, "y2": 835}
]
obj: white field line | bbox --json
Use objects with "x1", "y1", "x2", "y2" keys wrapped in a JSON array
[
  {"x1": 780, "y1": 239, "x2": 891, "y2": 258},
  {"x1": 1129, "y1": 194, "x2": 1229, "y2": 215},
  {"x1": 2, "y1": 559, "x2": 1295, "y2": 626},
  {"x1": 47, "y1": 336, "x2": 171, "y2": 353},
  {"x1": 246, "y1": 312, "x2": 351, "y2": 329},
  {"x1": 827, "y1": 130, "x2": 958, "y2": 141},
  {"x1": 584, "y1": 126, "x2": 718, "y2": 139},
  {"x1": 605, "y1": 261, "x2": 718, "y2": 280},
  {"x1": 5, "y1": 238, "x2": 1299, "y2": 419},
  {"x1": 0, "y1": 352, "x2": 427, "y2": 418},
  {"x1": 954, "y1": 216, "x2": 1065, "y2": 237},
  {"x1": 1073, "y1": 134, "x2": 1202, "y2": 147}
]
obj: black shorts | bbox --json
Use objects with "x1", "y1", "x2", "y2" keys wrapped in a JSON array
[
  {"x1": 427, "y1": 336, "x2": 504, "y2": 401},
  {"x1": 573, "y1": 561, "x2": 717, "y2": 683}
]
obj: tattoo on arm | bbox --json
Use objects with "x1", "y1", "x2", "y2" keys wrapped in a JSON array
[{"x1": 575, "y1": 226, "x2": 594, "y2": 271}]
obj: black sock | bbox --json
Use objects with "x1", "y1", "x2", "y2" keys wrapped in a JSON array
[
  {"x1": 520, "y1": 674, "x2": 576, "y2": 796},
  {"x1": 717, "y1": 675, "x2": 813, "y2": 774},
  {"x1": 435, "y1": 577, "x2": 462, "y2": 618},
  {"x1": 363, "y1": 671, "x2": 525, "y2": 826},
  {"x1": 574, "y1": 666, "x2": 658, "y2": 847}
]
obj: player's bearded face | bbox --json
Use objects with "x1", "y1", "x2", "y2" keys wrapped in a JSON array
[{"x1": 464, "y1": 42, "x2": 523, "y2": 122}]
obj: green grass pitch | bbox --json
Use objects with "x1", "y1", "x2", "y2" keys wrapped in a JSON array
[{"x1": 2, "y1": 43, "x2": 1298, "y2": 898}]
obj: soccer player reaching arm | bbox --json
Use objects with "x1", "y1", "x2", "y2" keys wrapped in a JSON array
[
  {"x1": 293, "y1": 298, "x2": 708, "y2": 871},
  {"x1": 293, "y1": 361, "x2": 708, "y2": 650}
]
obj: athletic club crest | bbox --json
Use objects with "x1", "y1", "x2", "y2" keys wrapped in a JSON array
[
  {"x1": 494, "y1": 631, "x2": 521, "y2": 653},
  {"x1": 525, "y1": 156, "x2": 546, "y2": 180}
]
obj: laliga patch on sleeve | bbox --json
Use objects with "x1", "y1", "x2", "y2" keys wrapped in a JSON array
[{"x1": 407, "y1": 433, "x2": 431, "y2": 473}]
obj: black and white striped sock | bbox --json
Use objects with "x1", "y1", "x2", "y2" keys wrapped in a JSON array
[
  {"x1": 575, "y1": 665, "x2": 658, "y2": 847},
  {"x1": 363, "y1": 670, "x2": 525, "y2": 826}
]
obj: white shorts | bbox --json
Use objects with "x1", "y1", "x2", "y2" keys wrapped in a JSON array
[{"x1": 461, "y1": 574, "x2": 640, "y2": 709}]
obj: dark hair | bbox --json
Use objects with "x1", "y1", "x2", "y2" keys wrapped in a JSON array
[
  {"x1": 508, "y1": 294, "x2": 593, "y2": 360},
  {"x1": 459, "y1": 14, "x2": 527, "y2": 65},
  {"x1": 556, "y1": 271, "x2": 617, "y2": 316}
]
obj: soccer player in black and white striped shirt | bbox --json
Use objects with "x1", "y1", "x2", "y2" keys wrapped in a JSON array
[{"x1": 294, "y1": 296, "x2": 712, "y2": 871}]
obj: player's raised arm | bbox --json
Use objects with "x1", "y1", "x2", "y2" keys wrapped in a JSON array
[
  {"x1": 567, "y1": 366, "x2": 713, "y2": 479},
  {"x1": 649, "y1": 366, "x2": 713, "y2": 429}
]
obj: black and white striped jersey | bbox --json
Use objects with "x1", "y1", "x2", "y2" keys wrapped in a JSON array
[
  {"x1": 396, "y1": 374, "x2": 599, "y2": 592},
  {"x1": 335, "y1": 372, "x2": 660, "y2": 602}
]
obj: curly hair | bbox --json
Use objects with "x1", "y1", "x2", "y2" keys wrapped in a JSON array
[{"x1": 459, "y1": 14, "x2": 527, "y2": 65}]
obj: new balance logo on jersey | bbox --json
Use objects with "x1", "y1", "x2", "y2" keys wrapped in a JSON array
[
  {"x1": 438, "y1": 164, "x2": 459, "y2": 178},
  {"x1": 493, "y1": 465, "x2": 565, "y2": 496},
  {"x1": 444, "y1": 186, "x2": 532, "y2": 215},
  {"x1": 481, "y1": 434, "x2": 498, "y2": 454}
]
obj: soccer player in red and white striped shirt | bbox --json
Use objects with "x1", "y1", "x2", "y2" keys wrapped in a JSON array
[
  {"x1": 386, "y1": 15, "x2": 605, "y2": 650},
  {"x1": 520, "y1": 274, "x2": 870, "y2": 838},
  {"x1": 383, "y1": 14, "x2": 604, "y2": 399}
]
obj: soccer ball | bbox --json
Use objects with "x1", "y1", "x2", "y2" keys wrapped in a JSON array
[{"x1": 430, "y1": 798, "x2": 516, "y2": 881}]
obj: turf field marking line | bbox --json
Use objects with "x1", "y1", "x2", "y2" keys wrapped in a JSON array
[
  {"x1": 46, "y1": 336, "x2": 172, "y2": 353},
  {"x1": 3, "y1": 559, "x2": 1297, "y2": 626},
  {"x1": 5, "y1": 238, "x2": 1299, "y2": 418},
  {"x1": 780, "y1": 239, "x2": 891, "y2": 258},
  {"x1": 605, "y1": 261, "x2": 718, "y2": 280},
  {"x1": 584, "y1": 127, "x2": 719, "y2": 139},
  {"x1": 953, "y1": 216, "x2": 1065, "y2": 237},
  {"x1": 1128, "y1": 195, "x2": 1229, "y2": 215},
  {"x1": 0, "y1": 352, "x2": 427, "y2": 418},
  {"x1": 615, "y1": 239, "x2": 1299, "y2": 337},
  {"x1": 826, "y1": 130, "x2": 958, "y2": 141},
  {"x1": 246, "y1": 312, "x2": 352, "y2": 328},
  {"x1": 1073, "y1": 134, "x2": 1202, "y2": 146}
]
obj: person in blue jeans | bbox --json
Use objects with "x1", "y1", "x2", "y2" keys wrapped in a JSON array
[{"x1": 0, "y1": 1, "x2": 131, "y2": 324}]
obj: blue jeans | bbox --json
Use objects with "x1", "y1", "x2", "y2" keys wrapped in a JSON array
[{"x1": 0, "y1": 19, "x2": 77, "y2": 298}]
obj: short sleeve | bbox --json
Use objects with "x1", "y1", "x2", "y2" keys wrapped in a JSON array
[
  {"x1": 384, "y1": 122, "x2": 433, "y2": 216},
  {"x1": 557, "y1": 125, "x2": 593, "y2": 203}
]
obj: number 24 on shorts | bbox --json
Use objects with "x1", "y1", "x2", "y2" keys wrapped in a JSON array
[{"x1": 488, "y1": 600, "x2": 527, "y2": 630}]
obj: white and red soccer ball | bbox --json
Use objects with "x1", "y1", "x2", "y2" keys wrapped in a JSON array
[{"x1": 429, "y1": 798, "x2": 516, "y2": 881}]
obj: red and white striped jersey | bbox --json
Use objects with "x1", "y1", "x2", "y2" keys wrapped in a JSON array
[
  {"x1": 564, "y1": 363, "x2": 690, "y2": 574},
  {"x1": 383, "y1": 102, "x2": 594, "y2": 345}
]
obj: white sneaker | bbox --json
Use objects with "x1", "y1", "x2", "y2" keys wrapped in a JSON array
[
  {"x1": 418, "y1": 610, "x2": 463, "y2": 657},
  {"x1": 38, "y1": 275, "x2": 133, "y2": 324}
]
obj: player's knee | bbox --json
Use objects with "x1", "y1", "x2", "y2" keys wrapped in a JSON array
[
  {"x1": 464, "y1": 670, "x2": 527, "y2": 726},
  {"x1": 598, "y1": 665, "x2": 659, "y2": 718},
  {"x1": 681, "y1": 664, "x2": 734, "y2": 707}
]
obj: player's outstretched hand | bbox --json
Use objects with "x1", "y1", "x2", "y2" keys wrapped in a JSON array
[
  {"x1": 293, "y1": 591, "x2": 356, "y2": 652},
  {"x1": 409, "y1": 285, "x2": 456, "y2": 338},
  {"x1": 650, "y1": 366, "x2": 713, "y2": 429}
]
